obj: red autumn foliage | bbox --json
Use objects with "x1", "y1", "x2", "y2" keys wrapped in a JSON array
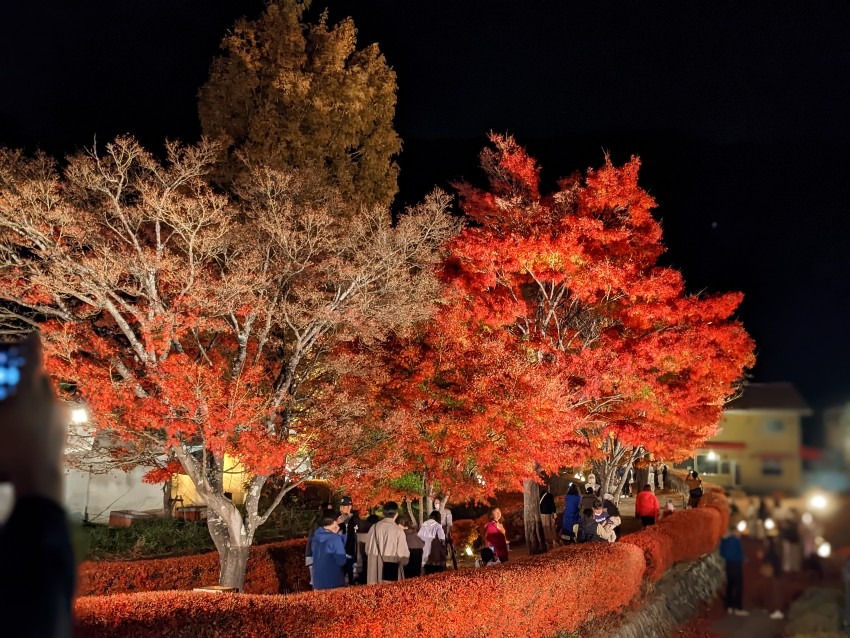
[
  {"x1": 77, "y1": 539, "x2": 309, "y2": 597},
  {"x1": 74, "y1": 542, "x2": 647, "y2": 638},
  {"x1": 0, "y1": 138, "x2": 458, "y2": 588},
  {"x1": 378, "y1": 134, "x2": 754, "y2": 506}
]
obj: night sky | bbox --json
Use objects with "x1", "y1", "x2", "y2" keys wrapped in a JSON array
[{"x1": 2, "y1": 1, "x2": 849, "y2": 417}]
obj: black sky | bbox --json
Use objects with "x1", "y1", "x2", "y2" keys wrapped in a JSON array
[{"x1": 1, "y1": 1, "x2": 849, "y2": 413}]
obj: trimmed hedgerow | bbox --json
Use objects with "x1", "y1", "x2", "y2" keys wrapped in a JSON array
[
  {"x1": 77, "y1": 538, "x2": 309, "y2": 596},
  {"x1": 74, "y1": 542, "x2": 647, "y2": 638}
]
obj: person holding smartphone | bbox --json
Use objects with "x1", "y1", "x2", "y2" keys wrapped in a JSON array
[{"x1": 0, "y1": 333, "x2": 75, "y2": 637}]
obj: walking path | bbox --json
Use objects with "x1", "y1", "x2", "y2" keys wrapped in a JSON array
[{"x1": 709, "y1": 609, "x2": 784, "y2": 638}]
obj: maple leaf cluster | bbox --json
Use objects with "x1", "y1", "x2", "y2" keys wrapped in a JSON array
[
  {"x1": 377, "y1": 134, "x2": 755, "y2": 502},
  {"x1": 0, "y1": 137, "x2": 458, "y2": 572}
]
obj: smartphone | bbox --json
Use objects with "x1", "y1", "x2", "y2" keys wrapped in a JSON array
[{"x1": 0, "y1": 344, "x2": 25, "y2": 401}]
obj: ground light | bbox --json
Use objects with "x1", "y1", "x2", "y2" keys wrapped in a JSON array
[
  {"x1": 70, "y1": 407, "x2": 89, "y2": 425},
  {"x1": 764, "y1": 518, "x2": 776, "y2": 531},
  {"x1": 817, "y1": 542, "x2": 832, "y2": 558},
  {"x1": 465, "y1": 546, "x2": 473, "y2": 557},
  {"x1": 736, "y1": 520, "x2": 747, "y2": 533},
  {"x1": 808, "y1": 493, "x2": 829, "y2": 511},
  {"x1": 802, "y1": 512, "x2": 814, "y2": 525}
]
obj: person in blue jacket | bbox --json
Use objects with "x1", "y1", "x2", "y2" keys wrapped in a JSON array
[
  {"x1": 561, "y1": 483, "x2": 581, "y2": 543},
  {"x1": 311, "y1": 512, "x2": 349, "y2": 590},
  {"x1": 719, "y1": 525, "x2": 748, "y2": 616}
]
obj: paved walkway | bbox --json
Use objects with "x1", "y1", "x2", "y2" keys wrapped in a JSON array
[{"x1": 709, "y1": 609, "x2": 784, "y2": 638}]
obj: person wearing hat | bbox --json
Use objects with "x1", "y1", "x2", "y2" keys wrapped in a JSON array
[{"x1": 337, "y1": 495, "x2": 361, "y2": 585}]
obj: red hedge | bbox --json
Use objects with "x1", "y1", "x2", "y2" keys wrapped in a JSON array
[
  {"x1": 74, "y1": 542, "x2": 647, "y2": 638},
  {"x1": 77, "y1": 538, "x2": 309, "y2": 596},
  {"x1": 75, "y1": 482, "x2": 730, "y2": 636},
  {"x1": 621, "y1": 480, "x2": 728, "y2": 581},
  {"x1": 621, "y1": 526, "x2": 674, "y2": 581}
]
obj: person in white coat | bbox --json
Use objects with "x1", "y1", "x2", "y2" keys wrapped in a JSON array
[{"x1": 417, "y1": 510, "x2": 446, "y2": 574}]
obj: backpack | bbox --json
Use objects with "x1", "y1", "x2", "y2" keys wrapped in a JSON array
[{"x1": 427, "y1": 538, "x2": 447, "y2": 565}]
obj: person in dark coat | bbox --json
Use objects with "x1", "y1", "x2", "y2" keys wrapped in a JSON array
[
  {"x1": 720, "y1": 527, "x2": 747, "y2": 616},
  {"x1": 561, "y1": 483, "x2": 581, "y2": 543},
  {"x1": 539, "y1": 487, "x2": 557, "y2": 549},
  {"x1": 336, "y1": 495, "x2": 360, "y2": 584},
  {"x1": 311, "y1": 513, "x2": 348, "y2": 590}
]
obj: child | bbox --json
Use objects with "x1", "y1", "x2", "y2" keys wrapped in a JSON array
[
  {"x1": 663, "y1": 499, "x2": 676, "y2": 517},
  {"x1": 475, "y1": 546, "x2": 502, "y2": 568}
]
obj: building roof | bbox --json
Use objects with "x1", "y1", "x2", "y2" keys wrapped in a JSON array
[{"x1": 726, "y1": 382, "x2": 812, "y2": 414}]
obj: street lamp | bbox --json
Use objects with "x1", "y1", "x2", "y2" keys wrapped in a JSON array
[
  {"x1": 808, "y1": 493, "x2": 828, "y2": 511},
  {"x1": 70, "y1": 407, "x2": 89, "y2": 425}
]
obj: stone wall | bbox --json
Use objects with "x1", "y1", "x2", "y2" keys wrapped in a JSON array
[{"x1": 582, "y1": 551, "x2": 725, "y2": 638}]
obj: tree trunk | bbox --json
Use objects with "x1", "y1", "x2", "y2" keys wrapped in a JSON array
[
  {"x1": 522, "y1": 479, "x2": 547, "y2": 555},
  {"x1": 207, "y1": 502, "x2": 253, "y2": 591},
  {"x1": 405, "y1": 499, "x2": 416, "y2": 524},
  {"x1": 162, "y1": 482, "x2": 173, "y2": 519},
  {"x1": 218, "y1": 544, "x2": 251, "y2": 591}
]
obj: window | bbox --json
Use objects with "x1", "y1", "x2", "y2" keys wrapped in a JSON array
[
  {"x1": 696, "y1": 454, "x2": 719, "y2": 475},
  {"x1": 761, "y1": 459, "x2": 783, "y2": 476},
  {"x1": 763, "y1": 418, "x2": 784, "y2": 433}
]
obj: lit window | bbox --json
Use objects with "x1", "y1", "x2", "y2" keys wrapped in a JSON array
[
  {"x1": 762, "y1": 459, "x2": 782, "y2": 476},
  {"x1": 763, "y1": 419, "x2": 784, "y2": 433}
]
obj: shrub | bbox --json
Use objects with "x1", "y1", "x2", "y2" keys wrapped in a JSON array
[
  {"x1": 74, "y1": 543, "x2": 647, "y2": 638},
  {"x1": 75, "y1": 519, "x2": 215, "y2": 561},
  {"x1": 697, "y1": 487, "x2": 730, "y2": 537},
  {"x1": 77, "y1": 538, "x2": 309, "y2": 596},
  {"x1": 621, "y1": 527, "x2": 674, "y2": 581},
  {"x1": 655, "y1": 508, "x2": 721, "y2": 563},
  {"x1": 450, "y1": 519, "x2": 480, "y2": 548}
]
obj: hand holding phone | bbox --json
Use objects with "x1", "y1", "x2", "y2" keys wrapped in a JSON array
[
  {"x1": 0, "y1": 344, "x2": 25, "y2": 401},
  {"x1": 0, "y1": 333, "x2": 67, "y2": 503}
]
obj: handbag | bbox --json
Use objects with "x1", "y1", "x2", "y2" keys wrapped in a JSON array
[{"x1": 427, "y1": 538, "x2": 448, "y2": 565}]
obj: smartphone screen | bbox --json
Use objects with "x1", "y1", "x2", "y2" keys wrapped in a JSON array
[{"x1": 0, "y1": 345, "x2": 24, "y2": 400}]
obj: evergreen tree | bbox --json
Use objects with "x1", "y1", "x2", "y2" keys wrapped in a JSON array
[{"x1": 198, "y1": 0, "x2": 401, "y2": 208}]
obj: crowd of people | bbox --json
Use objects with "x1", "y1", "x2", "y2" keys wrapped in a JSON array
[
  {"x1": 309, "y1": 465, "x2": 704, "y2": 591},
  {"x1": 307, "y1": 498, "x2": 457, "y2": 590}
]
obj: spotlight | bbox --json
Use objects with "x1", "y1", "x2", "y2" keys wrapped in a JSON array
[
  {"x1": 736, "y1": 520, "x2": 747, "y2": 533},
  {"x1": 808, "y1": 494, "x2": 828, "y2": 511},
  {"x1": 764, "y1": 518, "x2": 776, "y2": 531},
  {"x1": 817, "y1": 542, "x2": 832, "y2": 558}
]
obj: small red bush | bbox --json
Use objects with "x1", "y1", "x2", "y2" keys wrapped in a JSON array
[
  {"x1": 74, "y1": 542, "x2": 646, "y2": 638},
  {"x1": 698, "y1": 486, "x2": 730, "y2": 537},
  {"x1": 77, "y1": 538, "x2": 309, "y2": 596},
  {"x1": 655, "y1": 507, "x2": 721, "y2": 563},
  {"x1": 621, "y1": 527, "x2": 674, "y2": 581}
]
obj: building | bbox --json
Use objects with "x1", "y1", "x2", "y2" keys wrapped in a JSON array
[
  {"x1": 823, "y1": 402, "x2": 850, "y2": 469},
  {"x1": 692, "y1": 382, "x2": 812, "y2": 494}
]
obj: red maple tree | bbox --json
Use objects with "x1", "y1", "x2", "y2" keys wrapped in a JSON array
[
  {"x1": 381, "y1": 135, "x2": 754, "y2": 550},
  {"x1": 0, "y1": 137, "x2": 457, "y2": 587}
]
